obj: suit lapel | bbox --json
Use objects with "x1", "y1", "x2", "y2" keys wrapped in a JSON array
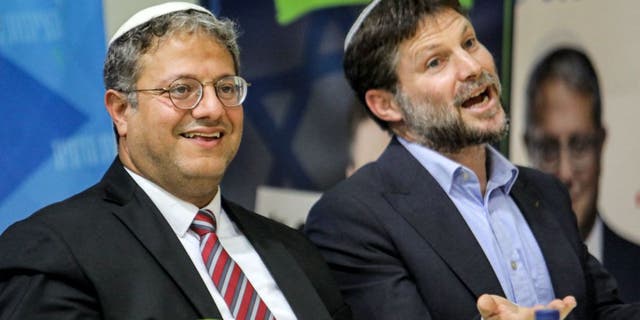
[
  {"x1": 101, "y1": 159, "x2": 221, "y2": 319},
  {"x1": 377, "y1": 140, "x2": 504, "y2": 298},
  {"x1": 510, "y1": 174, "x2": 583, "y2": 301},
  {"x1": 223, "y1": 200, "x2": 333, "y2": 320}
]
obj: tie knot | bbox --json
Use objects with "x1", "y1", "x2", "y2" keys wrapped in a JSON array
[{"x1": 191, "y1": 209, "x2": 216, "y2": 237}]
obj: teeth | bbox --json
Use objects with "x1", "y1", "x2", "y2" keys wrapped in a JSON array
[
  {"x1": 482, "y1": 95, "x2": 488, "y2": 103},
  {"x1": 183, "y1": 132, "x2": 221, "y2": 138}
]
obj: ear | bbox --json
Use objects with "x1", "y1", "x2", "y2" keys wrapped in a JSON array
[
  {"x1": 104, "y1": 89, "x2": 130, "y2": 138},
  {"x1": 364, "y1": 89, "x2": 403, "y2": 123},
  {"x1": 596, "y1": 126, "x2": 607, "y2": 153},
  {"x1": 599, "y1": 126, "x2": 607, "y2": 145}
]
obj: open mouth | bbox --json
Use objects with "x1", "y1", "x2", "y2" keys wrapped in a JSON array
[
  {"x1": 461, "y1": 87, "x2": 490, "y2": 109},
  {"x1": 180, "y1": 132, "x2": 222, "y2": 140}
]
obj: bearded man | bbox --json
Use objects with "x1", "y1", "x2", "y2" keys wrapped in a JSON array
[{"x1": 304, "y1": 0, "x2": 640, "y2": 319}]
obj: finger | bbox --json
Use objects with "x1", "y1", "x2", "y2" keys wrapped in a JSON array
[
  {"x1": 559, "y1": 296, "x2": 577, "y2": 319},
  {"x1": 477, "y1": 294, "x2": 499, "y2": 318},
  {"x1": 547, "y1": 296, "x2": 577, "y2": 319}
]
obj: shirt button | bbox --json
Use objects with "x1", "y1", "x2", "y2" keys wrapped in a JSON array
[{"x1": 511, "y1": 261, "x2": 517, "y2": 270}]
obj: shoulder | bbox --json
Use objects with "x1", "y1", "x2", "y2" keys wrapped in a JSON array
[
  {"x1": 3, "y1": 181, "x2": 107, "y2": 233},
  {"x1": 317, "y1": 162, "x2": 386, "y2": 207},
  {"x1": 305, "y1": 162, "x2": 394, "y2": 248},
  {"x1": 0, "y1": 179, "x2": 126, "y2": 271},
  {"x1": 0, "y1": 187, "x2": 105, "y2": 278}
]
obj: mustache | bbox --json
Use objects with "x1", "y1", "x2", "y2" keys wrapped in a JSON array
[
  {"x1": 453, "y1": 71, "x2": 501, "y2": 107},
  {"x1": 180, "y1": 119, "x2": 229, "y2": 132}
]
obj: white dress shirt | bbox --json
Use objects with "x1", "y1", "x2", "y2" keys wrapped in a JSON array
[
  {"x1": 126, "y1": 169, "x2": 297, "y2": 320},
  {"x1": 584, "y1": 216, "x2": 603, "y2": 262}
]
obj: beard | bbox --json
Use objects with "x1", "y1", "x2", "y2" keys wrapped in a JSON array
[{"x1": 396, "y1": 71, "x2": 509, "y2": 153}]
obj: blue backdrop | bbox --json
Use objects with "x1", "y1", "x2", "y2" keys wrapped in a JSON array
[{"x1": 0, "y1": 0, "x2": 111, "y2": 231}]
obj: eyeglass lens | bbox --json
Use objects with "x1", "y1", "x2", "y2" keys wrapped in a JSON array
[{"x1": 168, "y1": 76, "x2": 248, "y2": 109}]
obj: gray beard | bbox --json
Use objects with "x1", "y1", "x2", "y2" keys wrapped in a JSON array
[{"x1": 396, "y1": 71, "x2": 508, "y2": 154}]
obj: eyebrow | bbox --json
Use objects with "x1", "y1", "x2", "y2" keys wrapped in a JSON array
[
  {"x1": 162, "y1": 72, "x2": 237, "y2": 84},
  {"x1": 411, "y1": 20, "x2": 473, "y2": 63}
]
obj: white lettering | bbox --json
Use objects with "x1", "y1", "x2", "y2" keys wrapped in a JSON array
[
  {"x1": 0, "y1": 10, "x2": 63, "y2": 45},
  {"x1": 51, "y1": 133, "x2": 116, "y2": 170}
]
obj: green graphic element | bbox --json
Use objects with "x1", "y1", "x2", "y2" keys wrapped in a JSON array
[
  {"x1": 460, "y1": 0, "x2": 475, "y2": 10},
  {"x1": 274, "y1": 0, "x2": 370, "y2": 25},
  {"x1": 274, "y1": 0, "x2": 476, "y2": 25}
]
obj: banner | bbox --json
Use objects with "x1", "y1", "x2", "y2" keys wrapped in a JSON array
[{"x1": 0, "y1": 0, "x2": 112, "y2": 231}]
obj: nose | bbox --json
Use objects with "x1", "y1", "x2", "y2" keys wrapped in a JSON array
[
  {"x1": 455, "y1": 50, "x2": 482, "y2": 81},
  {"x1": 556, "y1": 146, "x2": 574, "y2": 187},
  {"x1": 191, "y1": 84, "x2": 225, "y2": 119}
]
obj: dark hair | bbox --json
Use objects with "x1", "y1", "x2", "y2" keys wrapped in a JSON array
[
  {"x1": 343, "y1": 0, "x2": 464, "y2": 130},
  {"x1": 525, "y1": 47, "x2": 603, "y2": 132}
]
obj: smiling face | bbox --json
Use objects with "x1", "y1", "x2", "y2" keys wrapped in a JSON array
[
  {"x1": 107, "y1": 30, "x2": 243, "y2": 207},
  {"x1": 393, "y1": 8, "x2": 506, "y2": 153}
]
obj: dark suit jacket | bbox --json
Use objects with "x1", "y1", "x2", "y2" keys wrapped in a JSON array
[
  {"x1": 305, "y1": 138, "x2": 639, "y2": 320},
  {"x1": 0, "y1": 158, "x2": 351, "y2": 320},
  {"x1": 602, "y1": 222, "x2": 640, "y2": 303}
]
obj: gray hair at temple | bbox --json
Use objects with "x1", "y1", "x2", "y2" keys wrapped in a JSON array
[
  {"x1": 525, "y1": 47, "x2": 603, "y2": 133},
  {"x1": 103, "y1": 8, "x2": 240, "y2": 108},
  {"x1": 343, "y1": 0, "x2": 464, "y2": 130}
]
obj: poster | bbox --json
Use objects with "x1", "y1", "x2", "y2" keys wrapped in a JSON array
[{"x1": 510, "y1": 0, "x2": 640, "y2": 243}]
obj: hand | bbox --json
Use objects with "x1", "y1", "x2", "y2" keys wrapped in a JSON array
[{"x1": 477, "y1": 294, "x2": 577, "y2": 320}]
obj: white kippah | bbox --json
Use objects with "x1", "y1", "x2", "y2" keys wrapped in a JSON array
[
  {"x1": 343, "y1": 0, "x2": 382, "y2": 52},
  {"x1": 109, "y1": 1, "x2": 214, "y2": 46}
]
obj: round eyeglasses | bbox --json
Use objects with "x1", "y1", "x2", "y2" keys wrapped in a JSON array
[{"x1": 129, "y1": 75, "x2": 250, "y2": 109}]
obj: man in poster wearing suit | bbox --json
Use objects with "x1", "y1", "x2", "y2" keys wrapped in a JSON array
[
  {"x1": 0, "y1": 3, "x2": 350, "y2": 319},
  {"x1": 524, "y1": 47, "x2": 640, "y2": 303},
  {"x1": 305, "y1": 0, "x2": 640, "y2": 319}
]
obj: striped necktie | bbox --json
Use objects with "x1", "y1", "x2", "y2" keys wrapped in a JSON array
[{"x1": 191, "y1": 209, "x2": 276, "y2": 320}]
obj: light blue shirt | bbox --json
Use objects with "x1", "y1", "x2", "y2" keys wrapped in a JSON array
[{"x1": 399, "y1": 138, "x2": 555, "y2": 307}]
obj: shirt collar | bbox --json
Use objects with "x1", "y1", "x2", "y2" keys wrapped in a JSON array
[
  {"x1": 398, "y1": 137, "x2": 518, "y2": 194},
  {"x1": 124, "y1": 168, "x2": 222, "y2": 238},
  {"x1": 486, "y1": 144, "x2": 519, "y2": 194}
]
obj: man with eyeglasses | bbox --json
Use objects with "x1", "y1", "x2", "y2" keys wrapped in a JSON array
[
  {"x1": 0, "y1": 3, "x2": 351, "y2": 320},
  {"x1": 524, "y1": 47, "x2": 640, "y2": 302}
]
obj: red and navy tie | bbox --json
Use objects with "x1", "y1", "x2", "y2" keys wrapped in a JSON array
[{"x1": 191, "y1": 209, "x2": 276, "y2": 320}]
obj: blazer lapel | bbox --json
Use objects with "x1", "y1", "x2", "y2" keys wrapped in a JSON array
[
  {"x1": 223, "y1": 200, "x2": 333, "y2": 320},
  {"x1": 377, "y1": 140, "x2": 505, "y2": 298},
  {"x1": 510, "y1": 175, "x2": 584, "y2": 301},
  {"x1": 102, "y1": 159, "x2": 221, "y2": 319}
]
